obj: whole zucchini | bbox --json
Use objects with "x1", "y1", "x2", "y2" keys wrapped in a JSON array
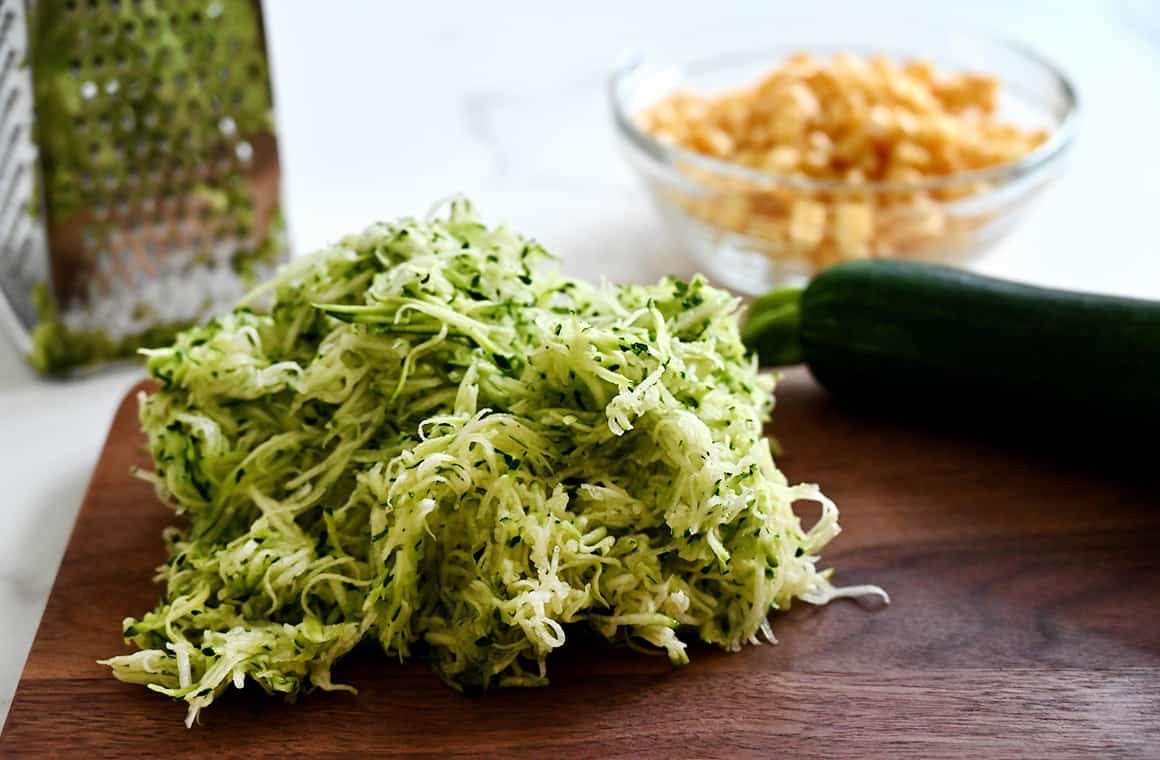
[{"x1": 742, "y1": 260, "x2": 1160, "y2": 421}]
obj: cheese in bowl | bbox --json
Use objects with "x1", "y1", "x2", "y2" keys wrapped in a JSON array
[{"x1": 611, "y1": 30, "x2": 1078, "y2": 293}]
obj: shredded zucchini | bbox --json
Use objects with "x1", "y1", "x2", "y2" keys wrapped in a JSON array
[{"x1": 100, "y1": 199, "x2": 885, "y2": 725}]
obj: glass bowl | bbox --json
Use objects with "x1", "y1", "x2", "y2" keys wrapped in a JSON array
[{"x1": 610, "y1": 22, "x2": 1080, "y2": 294}]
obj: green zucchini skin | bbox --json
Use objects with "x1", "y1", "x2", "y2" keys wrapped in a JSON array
[{"x1": 798, "y1": 261, "x2": 1160, "y2": 421}]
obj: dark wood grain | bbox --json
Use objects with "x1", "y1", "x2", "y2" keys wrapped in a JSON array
[{"x1": 3, "y1": 369, "x2": 1159, "y2": 758}]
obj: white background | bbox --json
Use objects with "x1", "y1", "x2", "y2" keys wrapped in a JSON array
[{"x1": 2, "y1": 0, "x2": 1159, "y2": 729}]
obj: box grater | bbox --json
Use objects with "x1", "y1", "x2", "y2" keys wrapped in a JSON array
[{"x1": 0, "y1": 0, "x2": 285, "y2": 375}]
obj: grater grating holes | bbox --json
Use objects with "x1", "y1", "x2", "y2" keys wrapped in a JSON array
[
  {"x1": 1, "y1": 46, "x2": 15, "y2": 84},
  {"x1": 0, "y1": 121, "x2": 19, "y2": 182},
  {"x1": 1, "y1": 0, "x2": 280, "y2": 366}
]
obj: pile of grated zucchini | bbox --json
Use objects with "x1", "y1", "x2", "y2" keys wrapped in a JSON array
[{"x1": 101, "y1": 200, "x2": 885, "y2": 725}]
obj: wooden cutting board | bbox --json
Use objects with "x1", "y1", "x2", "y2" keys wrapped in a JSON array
[{"x1": 3, "y1": 369, "x2": 1159, "y2": 758}]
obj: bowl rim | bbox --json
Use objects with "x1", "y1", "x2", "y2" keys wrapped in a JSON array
[{"x1": 609, "y1": 29, "x2": 1081, "y2": 194}]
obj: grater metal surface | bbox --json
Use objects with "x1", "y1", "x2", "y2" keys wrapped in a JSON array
[
  {"x1": 0, "y1": 0, "x2": 49, "y2": 353},
  {"x1": 0, "y1": 0, "x2": 285, "y2": 374}
]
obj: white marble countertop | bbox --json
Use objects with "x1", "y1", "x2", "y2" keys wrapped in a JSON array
[{"x1": 3, "y1": 0, "x2": 1159, "y2": 731}]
